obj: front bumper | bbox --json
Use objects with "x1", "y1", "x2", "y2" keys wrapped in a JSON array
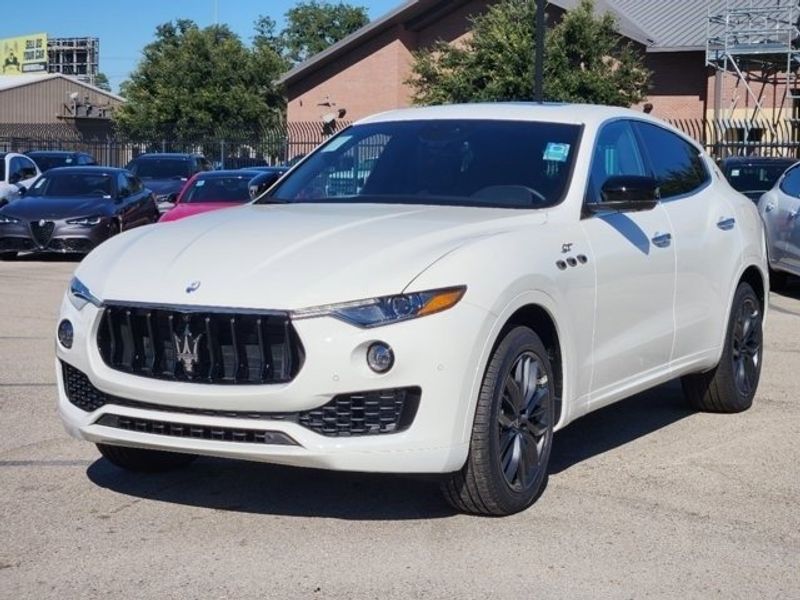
[
  {"x1": 56, "y1": 295, "x2": 494, "y2": 473},
  {"x1": 0, "y1": 220, "x2": 114, "y2": 254}
]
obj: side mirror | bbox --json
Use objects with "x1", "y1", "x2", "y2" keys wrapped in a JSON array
[
  {"x1": 16, "y1": 184, "x2": 26, "y2": 196},
  {"x1": 587, "y1": 176, "x2": 660, "y2": 214}
]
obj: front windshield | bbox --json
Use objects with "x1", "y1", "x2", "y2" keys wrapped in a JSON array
[
  {"x1": 128, "y1": 158, "x2": 192, "y2": 179},
  {"x1": 26, "y1": 173, "x2": 114, "y2": 198},
  {"x1": 31, "y1": 155, "x2": 72, "y2": 171},
  {"x1": 182, "y1": 175, "x2": 252, "y2": 203},
  {"x1": 265, "y1": 119, "x2": 582, "y2": 208},
  {"x1": 725, "y1": 163, "x2": 793, "y2": 192}
]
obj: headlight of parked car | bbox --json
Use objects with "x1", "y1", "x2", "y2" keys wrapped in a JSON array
[
  {"x1": 66, "y1": 216, "x2": 103, "y2": 226},
  {"x1": 155, "y1": 194, "x2": 173, "y2": 203},
  {"x1": 0, "y1": 214, "x2": 20, "y2": 224},
  {"x1": 292, "y1": 286, "x2": 466, "y2": 328},
  {"x1": 68, "y1": 277, "x2": 102, "y2": 311}
]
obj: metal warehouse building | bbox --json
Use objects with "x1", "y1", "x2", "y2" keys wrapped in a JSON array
[{"x1": 0, "y1": 73, "x2": 123, "y2": 140}]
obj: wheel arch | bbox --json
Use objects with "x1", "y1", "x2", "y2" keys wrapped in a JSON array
[
  {"x1": 498, "y1": 304, "x2": 565, "y2": 428},
  {"x1": 739, "y1": 264, "x2": 766, "y2": 312}
]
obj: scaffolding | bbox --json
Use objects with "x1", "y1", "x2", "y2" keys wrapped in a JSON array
[{"x1": 47, "y1": 37, "x2": 99, "y2": 86}]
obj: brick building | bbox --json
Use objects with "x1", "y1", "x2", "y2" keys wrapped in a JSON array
[{"x1": 280, "y1": 0, "x2": 798, "y2": 127}]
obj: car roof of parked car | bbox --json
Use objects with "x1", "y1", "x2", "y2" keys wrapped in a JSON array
[
  {"x1": 133, "y1": 153, "x2": 204, "y2": 160},
  {"x1": 356, "y1": 102, "x2": 658, "y2": 127},
  {"x1": 195, "y1": 170, "x2": 260, "y2": 178},
  {"x1": 43, "y1": 166, "x2": 128, "y2": 175},
  {"x1": 26, "y1": 151, "x2": 81, "y2": 156},
  {"x1": 720, "y1": 156, "x2": 796, "y2": 166}
]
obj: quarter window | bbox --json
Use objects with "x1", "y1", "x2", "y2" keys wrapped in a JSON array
[{"x1": 633, "y1": 122, "x2": 708, "y2": 199}]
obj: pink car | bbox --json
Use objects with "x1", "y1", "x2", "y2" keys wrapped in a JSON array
[{"x1": 159, "y1": 170, "x2": 260, "y2": 222}]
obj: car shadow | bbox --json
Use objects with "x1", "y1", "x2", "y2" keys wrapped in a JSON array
[
  {"x1": 86, "y1": 380, "x2": 691, "y2": 519},
  {"x1": 548, "y1": 378, "x2": 691, "y2": 474}
]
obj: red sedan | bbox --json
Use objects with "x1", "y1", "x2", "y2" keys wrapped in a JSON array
[{"x1": 159, "y1": 170, "x2": 260, "y2": 223}]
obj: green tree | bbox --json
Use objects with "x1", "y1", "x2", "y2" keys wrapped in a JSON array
[
  {"x1": 115, "y1": 20, "x2": 285, "y2": 139},
  {"x1": 93, "y1": 72, "x2": 111, "y2": 92},
  {"x1": 277, "y1": 1, "x2": 368, "y2": 64},
  {"x1": 407, "y1": 0, "x2": 650, "y2": 107}
]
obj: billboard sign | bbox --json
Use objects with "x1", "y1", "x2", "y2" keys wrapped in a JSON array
[{"x1": 1, "y1": 33, "x2": 48, "y2": 75}]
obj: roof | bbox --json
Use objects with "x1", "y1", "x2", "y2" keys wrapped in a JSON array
[
  {"x1": 26, "y1": 150, "x2": 89, "y2": 156},
  {"x1": 0, "y1": 73, "x2": 124, "y2": 102},
  {"x1": 280, "y1": 0, "x2": 795, "y2": 87},
  {"x1": 133, "y1": 153, "x2": 203, "y2": 160},
  {"x1": 197, "y1": 170, "x2": 261, "y2": 177},
  {"x1": 720, "y1": 156, "x2": 798, "y2": 165},
  {"x1": 46, "y1": 166, "x2": 127, "y2": 174},
  {"x1": 356, "y1": 102, "x2": 655, "y2": 126}
]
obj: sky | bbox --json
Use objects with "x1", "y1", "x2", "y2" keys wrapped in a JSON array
[{"x1": 0, "y1": 0, "x2": 399, "y2": 91}]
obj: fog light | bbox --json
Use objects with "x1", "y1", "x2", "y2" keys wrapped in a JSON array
[
  {"x1": 367, "y1": 342, "x2": 394, "y2": 373},
  {"x1": 58, "y1": 319, "x2": 74, "y2": 349}
]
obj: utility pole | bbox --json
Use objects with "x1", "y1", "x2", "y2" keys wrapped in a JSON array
[{"x1": 534, "y1": 0, "x2": 545, "y2": 102}]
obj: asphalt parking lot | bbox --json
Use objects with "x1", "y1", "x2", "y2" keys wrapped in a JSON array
[{"x1": 0, "y1": 258, "x2": 798, "y2": 599}]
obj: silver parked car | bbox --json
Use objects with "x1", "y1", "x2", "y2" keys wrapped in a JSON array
[{"x1": 758, "y1": 162, "x2": 800, "y2": 286}]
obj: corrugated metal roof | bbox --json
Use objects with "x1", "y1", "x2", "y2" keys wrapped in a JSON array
[
  {"x1": 611, "y1": 0, "x2": 800, "y2": 52},
  {"x1": 0, "y1": 73, "x2": 124, "y2": 101}
]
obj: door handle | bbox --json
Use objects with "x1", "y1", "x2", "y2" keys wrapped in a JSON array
[
  {"x1": 717, "y1": 217, "x2": 736, "y2": 230},
  {"x1": 651, "y1": 232, "x2": 672, "y2": 248}
]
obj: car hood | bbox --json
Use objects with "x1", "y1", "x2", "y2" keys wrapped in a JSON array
[
  {"x1": 2, "y1": 196, "x2": 113, "y2": 220},
  {"x1": 160, "y1": 202, "x2": 244, "y2": 223},
  {"x1": 78, "y1": 202, "x2": 545, "y2": 310},
  {"x1": 142, "y1": 178, "x2": 185, "y2": 195}
]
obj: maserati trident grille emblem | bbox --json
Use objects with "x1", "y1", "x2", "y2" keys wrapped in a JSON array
[
  {"x1": 39, "y1": 219, "x2": 46, "y2": 227},
  {"x1": 185, "y1": 280, "x2": 201, "y2": 293},
  {"x1": 173, "y1": 325, "x2": 203, "y2": 375}
]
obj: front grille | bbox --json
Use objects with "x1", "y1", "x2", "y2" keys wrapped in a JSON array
[
  {"x1": 62, "y1": 362, "x2": 420, "y2": 437},
  {"x1": 97, "y1": 304, "x2": 303, "y2": 385},
  {"x1": 94, "y1": 414, "x2": 298, "y2": 446},
  {"x1": 0, "y1": 237, "x2": 35, "y2": 251},
  {"x1": 29, "y1": 220, "x2": 55, "y2": 247},
  {"x1": 49, "y1": 238, "x2": 94, "y2": 253}
]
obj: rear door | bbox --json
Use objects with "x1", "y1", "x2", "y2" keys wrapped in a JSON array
[{"x1": 632, "y1": 121, "x2": 739, "y2": 362}]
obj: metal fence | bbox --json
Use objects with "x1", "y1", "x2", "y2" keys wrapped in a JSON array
[
  {"x1": 667, "y1": 118, "x2": 800, "y2": 159},
  {"x1": 2, "y1": 117, "x2": 800, "y2": 166},
  {"x1": 0, "y1": 121, "x2": 348, "y2": 168}
]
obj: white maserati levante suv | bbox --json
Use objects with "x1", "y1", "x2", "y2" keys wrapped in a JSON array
[{"x1": 56, "y1": 104, "x2": 767, "y2": 515}]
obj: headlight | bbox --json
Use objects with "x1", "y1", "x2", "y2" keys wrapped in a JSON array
[
  {"x1": 155, "y1": 194, "x2": 173, "y2": 203},
  {"x1": 66, "y1": 216, "x2": 103, "y2": 226},
  {"x1": 292, "y1": 286, "x2": 466, "y2": 328},
  {"x1": 68, "y1": 277, "x2": 102, "y2": 310},
  {"x1": 0, "y1": 214, "x2": 19, "y2": 224}
]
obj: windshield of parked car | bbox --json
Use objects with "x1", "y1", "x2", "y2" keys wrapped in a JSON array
[
  {"x1": 264, "y1": 119, "x2": 582, "y2": 208},
  {"x1": 181, "y1": 175, "x2": 252, "y2": 203},
  {"x1": 25, "y1": 173, "x2": 114, "y2": 198},
  {"x1": 30, "y1": 155, "x2": 74, "y2": 171},
  {"x1": 724, "y1": 163, "x2": 794, "y2": 192},
  {"x1": 128, "y1": 158, "x2": 192, "y2": 179}
]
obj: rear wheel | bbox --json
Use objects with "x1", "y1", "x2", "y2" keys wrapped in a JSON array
[
  {"x1": 682, "y1": 282, "x2": 763, "y2": 413},
  {"x1": 441, "y1": 326, "x2": 554, "y2": 516},
  {"x1": 97, "y1": 443, "x2": 197, "y2": 472}
]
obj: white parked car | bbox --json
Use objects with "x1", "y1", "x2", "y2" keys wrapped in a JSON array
[
  {"x1": 0, "y1": 152, "x2": 40, "y2": 205},
  {"x1": 757, "y1": 161, "x2": 800, "y2": 287},
  {"x1": 56, "y1": 104, "x2": 767, "y2": 515}
]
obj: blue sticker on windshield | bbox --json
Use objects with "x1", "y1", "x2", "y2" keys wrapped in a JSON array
[{"x1": 543, "y1": 142, "x2": 570, "y2": 162}]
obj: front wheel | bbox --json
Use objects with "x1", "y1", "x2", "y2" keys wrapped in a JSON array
[
  {"x1": 441, "y1": 326, "x2": 554, "y2": 516},
  {"x1": 682, "y1": 282, "x2": 763, "y2": 413},
  {"x1": 97, "y1": 443, "x2": 197, "y2": 472}
]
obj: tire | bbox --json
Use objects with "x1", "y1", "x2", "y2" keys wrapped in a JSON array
[
  {"x1": 0, "y1": 252, "x2": 16, "y2": 261},
  {"x1": 682, "y1": 282, "x2": 763, "y2": 413},
  {"x1": 441, "y1": 326, "x2": 555, "y2": 516},
  {"x1": 97, "y1": 443, "x2": 197, "y2": 472}
]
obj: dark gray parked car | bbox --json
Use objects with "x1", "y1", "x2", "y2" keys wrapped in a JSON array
[{"x1": 0, "y1": 167, "x2": 158, "y2": 259}]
